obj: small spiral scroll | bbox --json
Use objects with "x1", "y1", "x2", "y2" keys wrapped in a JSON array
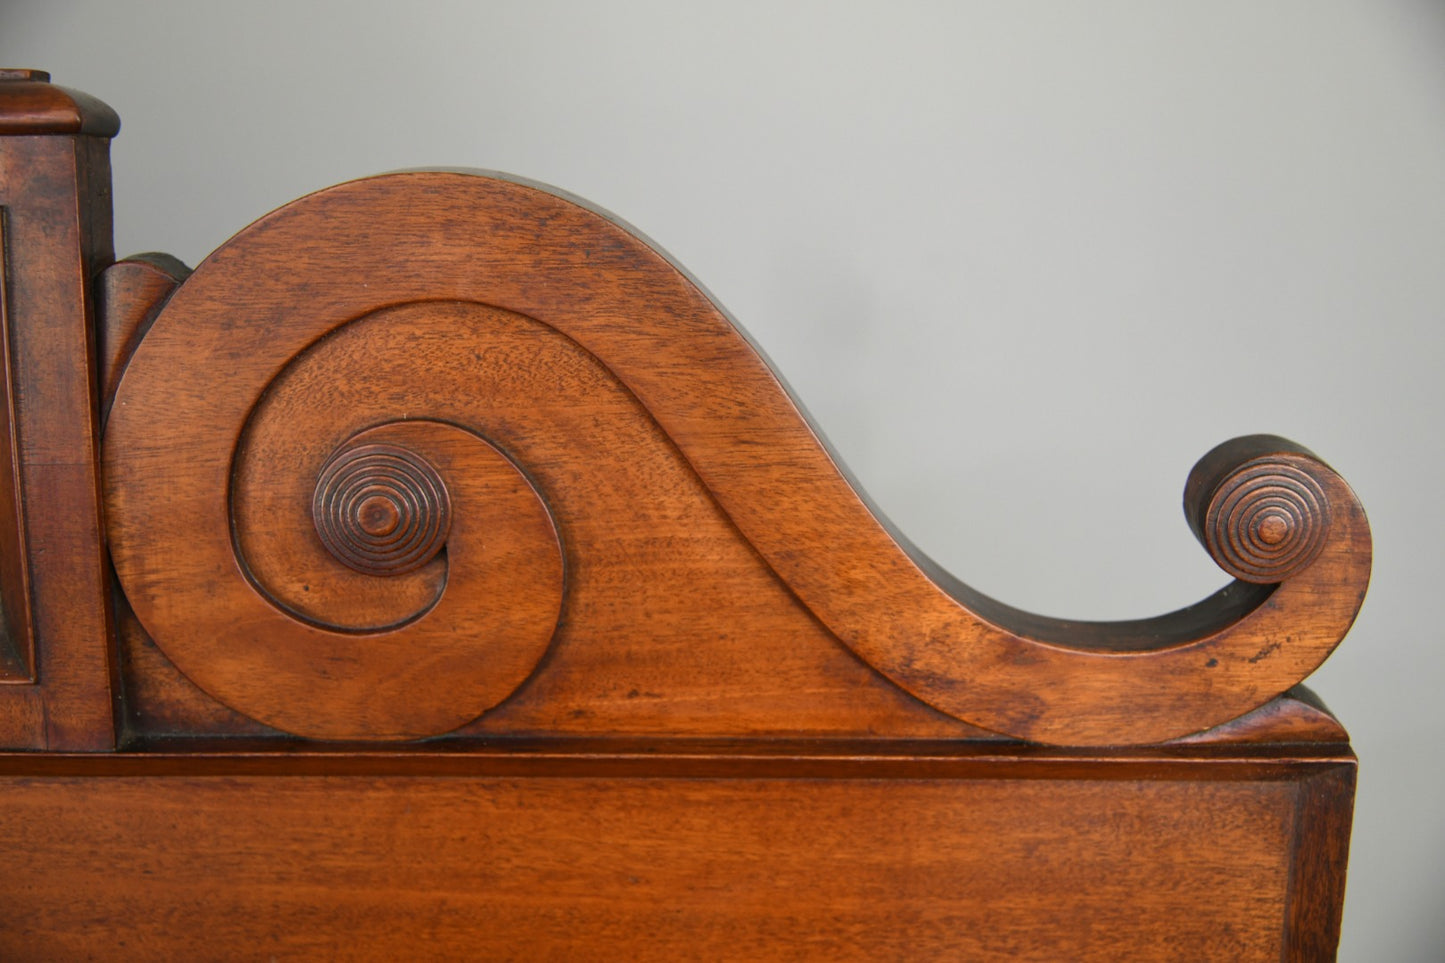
[
  {"x1": 1185, "y1": 435, "x2": 1334, "y2": 584},
  {"x1": 312, "y1": 444, "x2": 451, "y2": 576},
  {"x1": 1203, "y1": 462, "x2": 1329, "y2": 583}
]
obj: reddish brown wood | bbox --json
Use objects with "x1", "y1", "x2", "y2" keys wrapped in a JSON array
[
  {"x1": 0, "y1": 211, "x2": 35, "y2": 681},
  {"x1": 114, "y1": 604, "x2": 279, "y2": 740},
  {"x1": 0, "y1": 71, "x2": 1369, "y2": 959},
  {"x1": 0, "y1": 69, "x2": 120, "y2": 136},
  {"x1": 116, "y1": 299, "x2": 989, "y2": 742},
  {"x1": 1171, "y1": 685, "x2": 1349, "y2": 745},
  {"x1": 0, "y1": 72, "x2": 118, "y2": 749},
  {"x1": 1186, "y1": 434, "x2": 1334, "y2": 583},
  {"x1": 311, "y1": 442, "x2": 454, "y2": 576},
  {"x1": 96, "y1": 252, "x2": 190, "y2": 416},
  {"x1": 103, "y1": 171, "x2": 1372, "y2": 746},
  {"x1": 0, "y1": 746, "x2": 1351, "y2": 961},
  {"x1": 1284, "y1": 763, "x2": 1356, "y2": 961}
]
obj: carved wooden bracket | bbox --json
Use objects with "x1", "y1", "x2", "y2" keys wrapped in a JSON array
[{"x1": 94, "y1": 171, "x2": 1371, "y2": 746}]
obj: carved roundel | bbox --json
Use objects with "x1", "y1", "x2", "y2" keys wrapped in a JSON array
[
  {"x1": 313, "y1": 443, "x2": 452, "y2": 576},
  {"x1": 1203, "y1": 461, "x2": 1330, "y2": 584}
]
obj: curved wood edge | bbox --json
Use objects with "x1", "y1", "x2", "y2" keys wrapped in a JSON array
[
  {"x1": 0, "y1": 71, "x2": 121, "y2": 137},
  {"x1": 97, "y1": 254, "x2": 191, "y2": 419},
  {"x1": 1168, "y1": 686, "x2": 1349, "y2": 746},
  {"x1": 105, "y1": 170, "x2": 1372, "y2": 747}
]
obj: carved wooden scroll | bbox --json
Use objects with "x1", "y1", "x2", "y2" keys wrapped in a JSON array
[
  {"x1": 96, "y1": 171, "x2": 1371, "y2": 747},
  {"x1": 0, "y1": 72, "x2": 1369, "y2": 960}
]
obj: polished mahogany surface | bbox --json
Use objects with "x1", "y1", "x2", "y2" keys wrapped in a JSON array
[{"x1": 0, "y1": 71, "x2": 1367, "y2": 960}]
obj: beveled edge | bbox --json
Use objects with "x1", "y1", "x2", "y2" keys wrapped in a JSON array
[{"x1": 0, "y1": 71, "x2": 120, "y2": 136}]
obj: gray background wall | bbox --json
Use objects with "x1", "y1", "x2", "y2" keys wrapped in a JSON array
[{"x1": 3, "y1": 1, "x2": 1441, "y2": 956}]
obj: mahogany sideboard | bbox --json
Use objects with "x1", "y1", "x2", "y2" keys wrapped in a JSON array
[{"x1": 0, "y1": 71, "x2": 1371, "y2": 961}]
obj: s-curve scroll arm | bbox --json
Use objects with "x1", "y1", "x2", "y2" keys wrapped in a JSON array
[
  {"x1": 101, "y1": 171, "x2": 1371, "y2": 747},
  {"x1": 852, "y1": 433, "x2": 1372, "y2": 745}
]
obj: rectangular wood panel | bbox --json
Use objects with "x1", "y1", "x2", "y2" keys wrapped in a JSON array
[
  {"x1": 0, "y1": 753, "x2": 1336, "y2": 961},
  {"x1": 0, "y1": 207, "x2": 35, "y2": 682},
  {"x1": 0, "y1": 133, "x2": 116, "y2": 749}
]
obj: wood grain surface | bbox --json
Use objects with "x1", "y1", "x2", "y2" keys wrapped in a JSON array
[
  {"x1": 0, "y1": 71, "x2": 118, "y2": 748},
  {"x1": 102, "y1": 171, "x2": 1372, "y2": 745},
  {"x1": 110, "y1": 299, "x2": 992, "y2": 742},
  {"x1": 0, "y1": 72, "x2": 1365, "y2": 961},
  {"x1": 96, "y1": 252, "x2": 189, "y2": 419},
  {"x1": 0, "y1": 749, "x2": 1350, "y2": 962}
]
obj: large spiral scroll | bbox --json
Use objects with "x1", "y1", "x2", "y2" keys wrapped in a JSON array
[
  {"x1": 107, "y1": 303, "x2": 574, "y2": 739},
  {"x1": 103, "y1": 171, "x2": 1371, "y2": 745}
]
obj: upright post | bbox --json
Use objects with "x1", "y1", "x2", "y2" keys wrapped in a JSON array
[{"x1": 0, "y1": 69, "x2": 119, "y2": 749}]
